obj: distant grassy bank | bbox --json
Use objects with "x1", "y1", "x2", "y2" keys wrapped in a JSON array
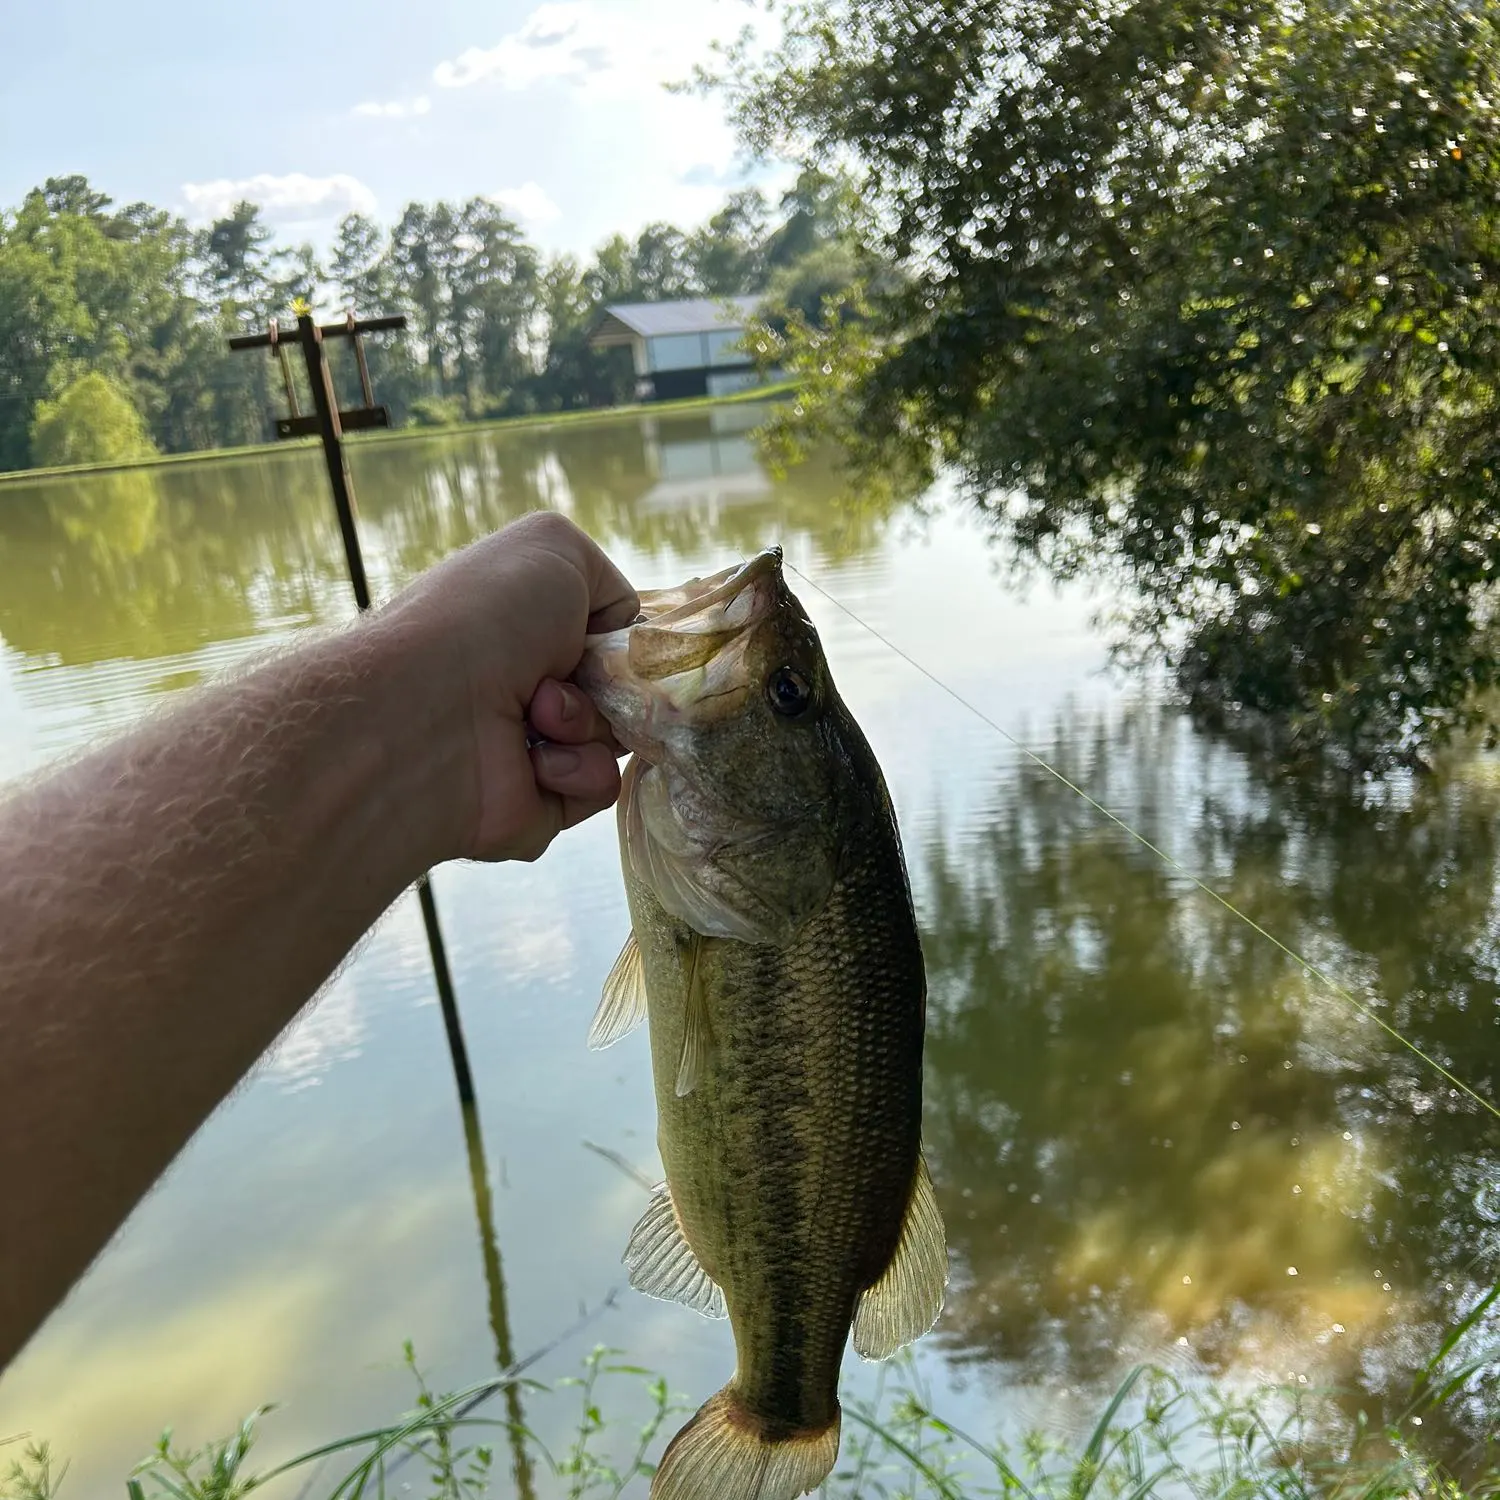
[{"x1": 0, "y1": 382, "x2": 798, "y2": 489}]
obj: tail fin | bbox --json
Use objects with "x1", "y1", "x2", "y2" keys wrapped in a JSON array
[{"x1": 650, "y1": 1385, "x2": 840, "y2": 1500}]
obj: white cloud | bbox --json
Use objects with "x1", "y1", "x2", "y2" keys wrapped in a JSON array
[
  {"x1": 181, "y1": 171, "x2": 377, "y2": 224},
  {"x1": 351, "y1": 95, "x2": 431, "y2": 119},
  {"x1": 262, "y1": 979, "x2": 365, "y2": 1092},
  {"x1": 434, "y1": 3, "x2": 589, "y2": 89},
  {"x1": 432, "y1": 0, "x2": 719, "y2": 96},
  {"x1": 490, "y1": 181, "x2": 561, "y2": 223}
]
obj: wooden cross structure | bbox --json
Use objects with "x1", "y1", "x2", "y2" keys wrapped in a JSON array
[{"x1": 227, "y1": 311, "x2": 406, "y2": 608}]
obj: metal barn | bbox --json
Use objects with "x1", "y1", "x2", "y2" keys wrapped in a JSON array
[{"x1": 590, "y1": 296, "x2": 767, "y2": 401}]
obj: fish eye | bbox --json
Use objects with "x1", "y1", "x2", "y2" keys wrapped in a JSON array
[{"x1": 766, "y1": 666, "x2": 813, "y2": 718}]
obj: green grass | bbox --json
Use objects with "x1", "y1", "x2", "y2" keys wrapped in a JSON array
[
  {"x1": 0, "y1": 383, "x2": 799, "y2": 488},
  {"x1": 4, "y1": 1333, "x2": 1496, "y2": 1500}
]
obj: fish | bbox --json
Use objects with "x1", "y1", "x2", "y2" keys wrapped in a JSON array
[{"x1": 575, "y1": 547, "x2": 946, "y2": 1500}]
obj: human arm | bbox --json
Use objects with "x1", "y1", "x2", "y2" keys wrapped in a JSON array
[{"x1": 0, "y1": 511, "x2": 637, "y2": 1369}]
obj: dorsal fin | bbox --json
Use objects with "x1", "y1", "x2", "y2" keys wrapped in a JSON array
[
  {"x1": 852, "y1": 1153, "x2": 947, "y2": 1360},
  {"x1": 588, "y1": 932, "x2": 648, "y2": 1050}
]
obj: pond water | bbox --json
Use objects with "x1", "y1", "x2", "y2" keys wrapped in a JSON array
[{"x1": 0, "y1": 402, "x2": 1495, "y2": 1493}]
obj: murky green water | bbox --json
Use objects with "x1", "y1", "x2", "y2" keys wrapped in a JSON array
[{"x1": 0, "y1": 404, "x2": 1495, "y2": 1491}]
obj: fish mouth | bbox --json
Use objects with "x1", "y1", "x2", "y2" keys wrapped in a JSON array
[
  {"x1": 576, "y1": 548, "x2": 785, "y2": 759},
  {"x1": 633, "y1": 547, "x2": 783, "y2": 633}
]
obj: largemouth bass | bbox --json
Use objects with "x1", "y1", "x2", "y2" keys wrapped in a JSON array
[{"x1": 576, "y1": 548, "x2": 946, "y2": 1500}]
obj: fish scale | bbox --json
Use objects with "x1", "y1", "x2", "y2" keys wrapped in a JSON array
[
  {"x1": 578, "y1": 549, "x2": 947, "y2": 1500},
  {"x1": 631, "y1": 777, "x2": 924, "y2": 1438}
]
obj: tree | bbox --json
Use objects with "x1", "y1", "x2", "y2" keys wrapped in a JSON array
[
  {"x1": 0, "y1": 180, "x2": 201, "y2": 468},
  {"x1": 0, "y1": 170, "x2": 892, "y2": 470},
  {"x1": 326, "y1": 212, "x2": 423, "y2": 422},
  {"x1": 762, "y1": 168, "x2": 859, "y2": 270},
  {"x1": 389, "y1": 200, "x2": 457, "y2": 396},
  {"x1": 583, "y1": 234, "x2": 640, "y2": 305},
  {"x1": 41, "y1": 173, "x2": 112, "y2": 220},
  {"x1": 722, "y1": 0, "x2": 1500, "y2": 770},
  {"x1": 451, "y1": 198, "x2": 540, "y2": 415},
  {"x1": 629, "y1": 222, "x2": 695, "y2": 299},
  {"x1": 764, "y1": 239, "x2": 886, "y2": 325},
  {"x1": 269, "y1": 242, "x2": 323, "y2": 318},
  {"x1": 532, "y1": 255, "x2": 635, "y2": 410},
  {"x1": 199, "y1": 202, "x2": 273, "y2": 316},
  {"x1": 329, "y1": 213, "x2": 389, "y2": 313},
  {"x1": 30, "y1": 371, "x2": 157, "y2": 467},
  {"x1": 687, "y1": 188, "x2": 768, "y2": 294}
]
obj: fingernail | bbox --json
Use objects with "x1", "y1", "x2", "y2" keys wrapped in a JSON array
[
  {"x1": 555, "y1": 682, "x2": 580, "y2": 722},
  {"x1": 537, "y1": 744, "x2": 581, "y2": 776}
]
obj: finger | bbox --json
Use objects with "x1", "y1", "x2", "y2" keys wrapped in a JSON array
[
  {"x1": 499, "y1": 512, "x2": 638, "y2": 634},
  {"x1": 528, "y1": 678, "x2": 623, "y2": 752},
  {"x1": 576, "y1": 537, "x2": 639, "y2": 633},
  {"x1": 509, "y1": 788, "x2": 566, "y2": 864},
  {"x1": 508, "y1": 749, "x2": 620, "y2": 862},
  {"x1": 555, "y1": 788, "x2": 621, "y2": 832},
  {"x1": 531, "y1": 741, "x2": 623, "y2": 807}
]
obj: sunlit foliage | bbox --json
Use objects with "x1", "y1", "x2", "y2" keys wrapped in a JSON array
[{"x1": 720, "y1": 0, "x2": 1500, "y2": 769}]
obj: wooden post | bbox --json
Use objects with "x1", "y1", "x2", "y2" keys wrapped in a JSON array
[
  {"x1": 293, "y1": 313, "x2": 373, "y2": 610},
  {"x1": 228, "y1": 312, "x2": 475, "y2": 1109}
]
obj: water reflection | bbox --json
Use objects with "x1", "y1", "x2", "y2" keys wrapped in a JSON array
[
  {"x1": 0, "y1": 406, "x2": 1497, "y2": 1488},
  {"x1": 0, "y1": 454, "x2": 347, "y2": 668},
  {"x1": 920, "y1": 702, "x2": 1500, "y2": 1454},
  {"x1": 460, "y1": 1101, "x2": 536, "y2": 1500},
  {"x1": 349, "y1": 410, "x2": 906, "y2": 582},
  {"x1": 0, "y1": 408, "x2": 910, "y2": 685}
]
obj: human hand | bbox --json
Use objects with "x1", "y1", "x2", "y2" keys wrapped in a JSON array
[{"x1": 378, "y1": 512, "x2": 638, "y2": 863}]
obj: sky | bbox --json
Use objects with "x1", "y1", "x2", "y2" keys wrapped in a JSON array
[{"x1": 1, "y1": 0, "x2": 783, "y2": 255}]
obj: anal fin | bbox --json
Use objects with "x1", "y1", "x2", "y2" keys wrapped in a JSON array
[
  {"x1": 852, "y1": 1153, "x2": 948, "y2": 1360},
  {"x1": 588, "y1": 931, "x2": 647, "y2": 1050},
  {"x1": 624, "y1": 1182, "x2": 726, "y2": 1319}
]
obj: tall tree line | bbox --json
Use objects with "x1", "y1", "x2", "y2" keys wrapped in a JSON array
[{"x1": 0, "y1": 169, "x2": 862, "y2": 473}]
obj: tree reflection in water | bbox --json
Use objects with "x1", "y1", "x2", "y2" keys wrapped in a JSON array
[
  {"x1": 0, "y1": 404, "x2": 915, "y2": 680},
  {"x1": 2, "y1": 414, "x2": 1494, "y2": 1470},
  {"x1": 917, "y1": 703, "x2": 1499, "y2": 1462}
]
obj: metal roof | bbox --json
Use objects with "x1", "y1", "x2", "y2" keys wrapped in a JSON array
[{"x1": 591, "y1": 295, "x2": 762, "y2": 346}]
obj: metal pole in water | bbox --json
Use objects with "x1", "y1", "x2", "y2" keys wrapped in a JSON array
[
  {"x1": 229, "y1": 312, "x2": 477, "y2": 1110},
  {"x1": 291, "y1": 314, "x2": 475, "y2": 1107}
]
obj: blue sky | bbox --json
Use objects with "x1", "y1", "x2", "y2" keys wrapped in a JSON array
[{"x1": 1, "y1": 0, "x2": 779, "y2": 254}]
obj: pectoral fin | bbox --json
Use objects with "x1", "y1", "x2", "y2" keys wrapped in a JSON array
[
  {"x1": 588, "y1": 932, "x2": 648, "y2": 1050},
  {"x1": 852, "y1": 1154, "x2": 947, "y2": 1360},
  {"x1": 625, "y1": 1182, "x2": 726, "y2": 1319},
  {"x1": 675, "y1": 935, "x2": 710, "y2": 1098}
]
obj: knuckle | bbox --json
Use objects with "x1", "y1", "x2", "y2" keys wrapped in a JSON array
[{"x1": 517, "y1": 509, "x2": 582, "y2": 548}]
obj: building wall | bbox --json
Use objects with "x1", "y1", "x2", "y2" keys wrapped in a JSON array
[
  {"x1": 625, "y1": 325, "x2": 771, "y2": 401},
  {"x1": 649, "y1": 367, "x2": 713, "y2": 402},
  {"x1": 644, "y1": 328, "x2": 751, "y2": 373}
]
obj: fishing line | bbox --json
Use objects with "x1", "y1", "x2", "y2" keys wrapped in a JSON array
[{"x1": 782, "y1": 559, "x2": 1500, "y2": 1127}]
